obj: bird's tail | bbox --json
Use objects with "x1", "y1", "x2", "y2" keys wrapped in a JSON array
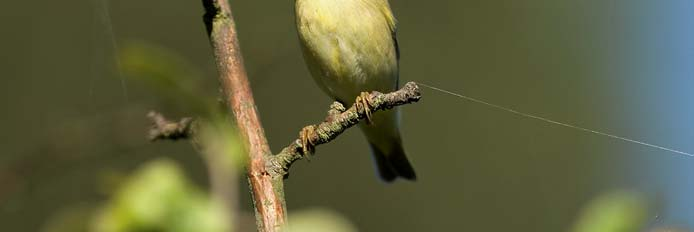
[{"x1": 370, "y1": 142, "x2": 416, "y2": 182}]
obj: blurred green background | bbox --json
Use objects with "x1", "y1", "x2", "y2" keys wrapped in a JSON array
[{"x1": 2, "y1": 0, "x2": 693, "y2": 231}]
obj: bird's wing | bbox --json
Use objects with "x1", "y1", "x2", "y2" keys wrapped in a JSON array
[
  {"x1": 378, "y1": 1, "x2": 400, "y2": 87},
  {"x1": 392, "y1": 26, "x2": 400, "y2": 61}
]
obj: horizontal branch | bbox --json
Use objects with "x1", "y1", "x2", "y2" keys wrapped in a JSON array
[{"x1": 269, "y1": 82, "x2": 422, "y2": 177}]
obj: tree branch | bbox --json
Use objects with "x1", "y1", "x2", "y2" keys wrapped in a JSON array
[
  {"x1": 269, "y1": 82, "x2": 421, "y2": 177},
  {"x1": 147, "y1": 80, "x2": 422, "y2": 231},
  {"x1": 201, "y1": 0, "x2": 285, "y2": 231},
  {"x1": 196, "y1": 0, "x2": 423, "y2": 231},
  {"x1": 147, "y1": 111, "x2": 196, "y2": 141}
]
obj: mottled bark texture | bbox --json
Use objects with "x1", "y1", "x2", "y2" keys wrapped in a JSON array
[
  {"x1": 201, "y1": 0, "x2": 285, "y2": 231},
  {"x1": 270, "y1": 82, "x2": 422, "y2": 177}
]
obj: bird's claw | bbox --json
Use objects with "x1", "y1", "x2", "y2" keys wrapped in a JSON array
[
  {"x1": 299, "y1": 125, "x2": 317, "y2": 158},
  {"x1": 355, "y1": 92, "x2": 373, "y2": 124}
]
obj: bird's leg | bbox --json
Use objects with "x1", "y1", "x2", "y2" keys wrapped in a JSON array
[
  {"x1": 355, "y1": 92, "x2": 373, "y2": 124},
  {"x1": 299, "y1": 125, "x2": 317, "y2": 158}
]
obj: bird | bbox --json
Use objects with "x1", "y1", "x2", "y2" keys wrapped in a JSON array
[{"x1": 294, "y1": 0, "x2": 416, "y2": 181}]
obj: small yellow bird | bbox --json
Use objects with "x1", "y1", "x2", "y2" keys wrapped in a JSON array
[{"x1": 295, "y1": 0, "x2": 415, "y2": 181}]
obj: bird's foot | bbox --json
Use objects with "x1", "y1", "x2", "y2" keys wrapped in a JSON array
[
  {"x1": 299, "y1": 125, "x2": 317, "y2": 158},
  {"x1": 355, "y1": 92, "x2": 373, "y2": 124}
]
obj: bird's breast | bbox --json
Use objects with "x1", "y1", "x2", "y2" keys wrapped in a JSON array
[{"x1": 295, "y1": 0, "x2": 398, "y2": 103}]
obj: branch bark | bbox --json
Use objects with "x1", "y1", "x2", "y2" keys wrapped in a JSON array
[
  {"x1": 201, "y1": 0, "x2": 285, "y2": 231},
  {"x1": 197, "y1": 0, "x2": 421, "y2": 231},
  {"x1": 269, "y1": 82, "x2": 421, "y2": 177},
  {"x1": 147, "y1": 82, "x2": 421, "y2": 231}
]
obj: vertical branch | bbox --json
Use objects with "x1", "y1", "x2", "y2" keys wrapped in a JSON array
[{"x1": 200, "y1": 0, "x2": 286, "y2": 231}]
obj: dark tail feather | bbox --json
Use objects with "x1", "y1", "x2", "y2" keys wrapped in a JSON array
[{"x1": 370, "y1": 143, "x2": 416, "y2": 182}]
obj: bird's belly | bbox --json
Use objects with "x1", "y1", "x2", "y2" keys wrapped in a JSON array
[
  {"x1": 301, "y1": 37, "x2": 397, "y2": 104},
  {"x1": 297, "y1": 16, "x2": 398, "y2": 104}
]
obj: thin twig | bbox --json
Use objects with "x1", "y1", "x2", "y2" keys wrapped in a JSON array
[
  {"x1": 269, "y1": 82, "x2": 421, "y2": 177},
  {"x1": 147, "y1": 111, "x2": 196, "y2": 141}
]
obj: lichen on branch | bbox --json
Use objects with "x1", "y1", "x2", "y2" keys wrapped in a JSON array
[{"x1": 269, "y1": 82, "x2": 422, "y2": 177}]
